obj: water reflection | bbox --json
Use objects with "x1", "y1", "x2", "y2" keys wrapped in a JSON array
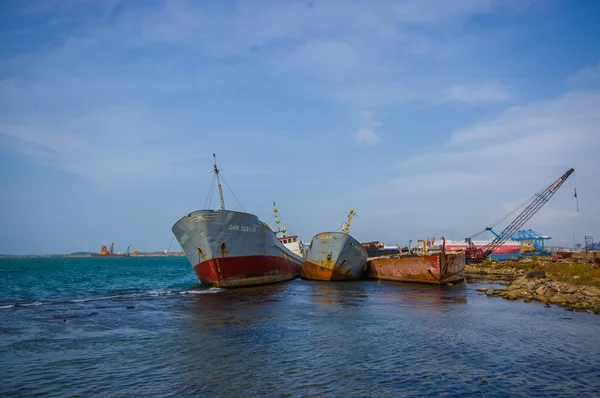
[
  {"x1": 167, "y1": 278, "x2": 600, "y2": 397},
  {"x1": 371, "y1": 280, "x2": 469, "y2": 314},
  {"x1": 304, "y1": 280, "x2": 370, "y2": 309}
]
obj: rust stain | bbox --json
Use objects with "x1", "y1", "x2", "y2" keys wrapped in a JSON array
[
  {"x1": 219, "y1": 241, "x2": 230, "y2": 257},
  {"x1": 367, "y1": 252, "x2": 465, "y2": 285},
  {"x1": 198, "y1": 247, "x2": 207, "y2": 262},
  {"x1": 301, "y1": 260, "x2": 359, "y2": 281}
]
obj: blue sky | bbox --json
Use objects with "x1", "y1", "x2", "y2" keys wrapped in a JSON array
[{"x1": 1, "y1": 0, "x2": 599, "y2": 254}]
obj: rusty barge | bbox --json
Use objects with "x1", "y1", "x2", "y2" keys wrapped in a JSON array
[
  {"x1": 365, "y1": 239, "x2": 466, "y2": 285},
  {"x1": 301, "y1": 208, "x2": 368, "y2": 281}
]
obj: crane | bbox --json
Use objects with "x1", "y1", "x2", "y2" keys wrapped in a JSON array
[
  {"x1": 273, "y1": 201, "x2": 287, "y2": 236},
  {"x1": 341, "y1": 207, "x2": 357, "y2": 234},
  {"x1": 465, "y1": 168, "x2": 574, "y2": 262}
]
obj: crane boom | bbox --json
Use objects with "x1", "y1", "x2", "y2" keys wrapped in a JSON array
[
  {"x1": 342, "y1": 207, "x2": 357, "y2": 234},
  {"x1": 466, "y1": 168, "x2": 574, "y2": 262}
]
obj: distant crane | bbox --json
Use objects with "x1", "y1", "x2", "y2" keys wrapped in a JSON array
[
  {"x1": 511, "y1": 229, "x2": 552, "y2": 253},
  {"x1": 165, "y1": 237, "x2": 175, "y2": 256},
  {"x1": 100, "y1": 242, "x2": 115, "y2": 255},
  {"x1": 465, "y1": 168, "x2": 574, "y2": 262}
]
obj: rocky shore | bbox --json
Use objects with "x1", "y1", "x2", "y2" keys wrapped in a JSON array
[{"x1": 466, "y1": 258, "x2": 600, "y2": 315}]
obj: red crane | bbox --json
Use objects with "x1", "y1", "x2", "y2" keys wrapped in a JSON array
[{"x1": 465, "y1": 168, "x2": 575, "y2": 263}]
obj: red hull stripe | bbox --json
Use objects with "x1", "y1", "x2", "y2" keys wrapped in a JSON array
[{"x1": 193, "y1": 255, "x2": 302, "y2": 287}]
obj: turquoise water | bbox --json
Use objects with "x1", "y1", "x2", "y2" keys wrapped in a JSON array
[
  {"x1": 0, "y1": 256, "x2": 197, "y2": 306},
  {"x1": 1, "y1": 257, "x2": 600, "y2": 396}
]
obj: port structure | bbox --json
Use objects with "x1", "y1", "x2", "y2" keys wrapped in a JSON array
[
  {"x1": 585, "y1": 235, "x2": 595, "y2": 254},
  {"x1": 465, "y1": 168, "x2": 574, "y2": 263},
  {"x1": 510, "y1": 229, "x2": 552, "y2": 253}
]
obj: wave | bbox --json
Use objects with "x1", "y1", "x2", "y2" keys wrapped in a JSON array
[{"x1": 0, "y1": 287, "x2": 224, "y2": 309}]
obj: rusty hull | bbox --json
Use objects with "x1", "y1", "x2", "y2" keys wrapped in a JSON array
[
  {"x1": 301, "y1": 232, "x2": 368, "y2": 281},
  {"x1": 301, "y1": 260, "x2": 363, "y2": 281},
  {"x1": 366, "y1": 252, "x2": 466, "y2": 285}
]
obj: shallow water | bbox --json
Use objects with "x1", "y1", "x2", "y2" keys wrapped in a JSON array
[{"x1": 1, "y1": 257, "x2": 599, "y2": 397}]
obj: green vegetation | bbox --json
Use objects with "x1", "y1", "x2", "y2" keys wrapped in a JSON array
[{"x1": 493, "y1": 257, "x2": 600, "y2": 287}]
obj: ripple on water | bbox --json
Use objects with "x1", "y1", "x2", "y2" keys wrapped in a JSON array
[{"x1": 1, "y1": 276, "x2": 600, "y2": 397}]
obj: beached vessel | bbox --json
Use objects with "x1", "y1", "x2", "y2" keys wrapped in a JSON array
[
  {"x1": 301, "y1": 208, "x2": 368, "y2": 281},
  {"x1": 172, "y1": 154, "x2": 303, "y2": 288},
  {"x1": 365, "y1": 238, "x2": 466, "y2": 285}
]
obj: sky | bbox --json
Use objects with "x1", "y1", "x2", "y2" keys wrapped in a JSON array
[{"x1": 1, "y1": 0, "x2": 599, "y2": 254}]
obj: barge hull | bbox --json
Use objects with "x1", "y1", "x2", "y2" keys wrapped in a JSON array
[{"x1": 367, "y1": 252, "x2": 466, "y2": 285}]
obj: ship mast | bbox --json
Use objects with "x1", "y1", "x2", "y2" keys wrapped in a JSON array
[
  {"x1": 273, "y1": 201, "x2": 286, "y2": 236},
  {"x1": 213, "y1": 153, "x2": 225, "y2": 210},
  {"x1": 341, "y1": 207, "x2": 357, "y2": 233}
]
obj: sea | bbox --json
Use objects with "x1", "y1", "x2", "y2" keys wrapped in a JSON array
[{"x1": 1, "y1": 256, "x2": 600, "y2": 397}]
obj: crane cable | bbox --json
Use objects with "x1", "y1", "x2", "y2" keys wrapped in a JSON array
[
  {"x1": 573, "y1": 172, "x2": 579, "y2": 212},
  {"x1": 219, "y1": 174, "x2": 246, "y2": 213},
  {"x1": 468, "y1": 178, "x2": 556, "y2": 239}
]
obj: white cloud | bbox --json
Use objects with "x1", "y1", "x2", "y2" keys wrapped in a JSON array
[
  {"x1": 367, "y1": 88, "x2": 599, "y2": 245},
  {"x1": 448, "y1": 91, "x2": 600, "y2": 146},
  {"x1": 0, "y1": 124, "x2": 205, "y2": 187},
  {"x1": 354, "y1": 111, "x2": 382, "y2": 145},
  {"x1": 355, "y1": 128, "x2": 381, "y2": 146},
  {"x1": 444, "y1": 81, "x2": 510, "y2": 104},
  {"x1": 567, "y1": 62, "x2": 600, "y2": 89},
  {"x1": 274, "y1": 40, "x2": 362, "y2": 82}
]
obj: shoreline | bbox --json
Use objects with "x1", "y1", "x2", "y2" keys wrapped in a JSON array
[{"x1": 466, "y1": 257, "x2": 600, "y2": 315}]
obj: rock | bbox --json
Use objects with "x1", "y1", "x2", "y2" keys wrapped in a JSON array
[
  {"x1": 485, "y1": 289, "x2": 495, "y2": 296},
  {"x1": 476, "y1": 288, "x2": 487, "y2": 292},
  {"x1": 524, "y1": 298, "x2": 532, "y2": 303},
  {"x1": 548, "y1": 294, "x2": 570, "y2": 305},
  {"x1": 583, "y1": 288, "x2": 600, "y2": 297},
  {"x1": 535, "y1": 286, "x2": 548, "y2": 295},
  {"x1": 527, "y1": 271, "x2": 547, "y2": 279},
  {"x1": 534, "y1": 295, "x2": 549, "y2": 302},
  {"x1": 571, "y1": 292, "x2": 584, "y2": 300},
  {"x1": 573, "y1": 275, "x2": 580, "y2": 279},
  {"x1": 565, "y1": 286, "x2": 578, "y2": 294}
]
